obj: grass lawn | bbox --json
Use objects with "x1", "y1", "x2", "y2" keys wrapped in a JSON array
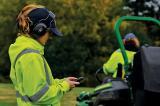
[{"x1": 0, "y1": 83, "x2": 93, "y2": 106}]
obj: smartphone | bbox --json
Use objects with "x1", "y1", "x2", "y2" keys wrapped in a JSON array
[{"x1": 77, "y1": 77, "x2": 84, "y2": 83}]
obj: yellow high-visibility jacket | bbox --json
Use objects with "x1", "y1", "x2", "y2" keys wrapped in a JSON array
[
  {"x1": 9, "y1": 35, "x2": 70, "y2": 106},
  {"x1": 103, "y1": 49, "x2": 135, "y2": 78}
]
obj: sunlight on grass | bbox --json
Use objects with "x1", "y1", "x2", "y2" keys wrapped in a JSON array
[
  {"x1": 0, "y1": 83, "x2": 93, "y2": 106},
  {"x1": 0, "y1": 83, "x2": 16, "y2": 106}
]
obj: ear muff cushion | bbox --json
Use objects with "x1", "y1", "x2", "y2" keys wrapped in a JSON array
[{"x1": 32, "y1": 23, "x2": 47, "y2": 38}]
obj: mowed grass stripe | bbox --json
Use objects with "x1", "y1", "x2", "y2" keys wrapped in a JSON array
[{"x1": 0, "y1": 83, "x2": 93, "y2": 106}]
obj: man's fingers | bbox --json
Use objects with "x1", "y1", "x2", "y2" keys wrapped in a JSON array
[
  {"x1": 70, "y1": 81, "x2": 80, "y2": 88},
  {"x1": 68, "y1": 77, "x2": 77, "y2": 81},
  {"x1": 73, "y1": 81, "x2": 80, "y2": 85}
]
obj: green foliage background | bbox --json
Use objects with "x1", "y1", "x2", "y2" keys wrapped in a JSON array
[{"x1": 0, "y1": 0, "x2": 157, "y2": 86}]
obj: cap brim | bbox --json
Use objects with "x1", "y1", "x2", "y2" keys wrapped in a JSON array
[{"x1": 50, "y1": 28, "x2": 63, "y2": 36}]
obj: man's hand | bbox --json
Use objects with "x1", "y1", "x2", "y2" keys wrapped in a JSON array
[{"x1": 65, "y1": 77, "x2": 80, "y2": 89}]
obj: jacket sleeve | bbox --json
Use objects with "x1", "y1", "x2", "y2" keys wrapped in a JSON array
[
  {"x1": 103, "y1": 51, "x2": 120, "y2": 75},
  {"x1": 19, "y1": 53, "x2": 70, "y2": 105}
]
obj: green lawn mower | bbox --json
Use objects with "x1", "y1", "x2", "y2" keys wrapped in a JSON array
[
  {"x1": 76, "y1": 65, "x2": 132, "y2": 106},
  {"x1": 76, "y1": 16, "x2": 160, "y2": 106}
]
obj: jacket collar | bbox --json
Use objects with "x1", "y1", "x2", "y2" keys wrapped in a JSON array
[{"x1": 16, "y1": 35, "x2": 44, "y2": 55}]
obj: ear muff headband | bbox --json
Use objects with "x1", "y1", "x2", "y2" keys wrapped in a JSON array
[{"x1": 32, "y1": 23, "x2": 47, "y2": 39}]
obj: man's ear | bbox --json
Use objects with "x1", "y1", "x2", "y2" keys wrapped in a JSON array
[{"x1": 123, "y1": 39, "x2": 126, "y2": 45}]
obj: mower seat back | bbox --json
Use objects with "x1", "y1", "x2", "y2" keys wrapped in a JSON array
[{"x1": 131, "y1": 45, "x2": 160, "y2": 106}]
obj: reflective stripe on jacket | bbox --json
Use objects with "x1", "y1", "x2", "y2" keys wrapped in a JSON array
[
  {"x1": 103, "y1": 49, "x2": 135, "y2": 78},
  {"x1": 9, "y1": 35, "x2": 70, "y2": 106}
]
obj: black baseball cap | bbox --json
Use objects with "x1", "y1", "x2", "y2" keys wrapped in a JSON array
[{"x1": 28, "y1": 8, "x2": 62, "y2": 36}]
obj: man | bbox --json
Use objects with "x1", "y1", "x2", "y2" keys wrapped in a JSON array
[
  {"x1": 9, "y1": 4, "x2": 79, "y2": 106},
  {"x1": 103, "y1": 33, "x2": 140, "y2": 78}
]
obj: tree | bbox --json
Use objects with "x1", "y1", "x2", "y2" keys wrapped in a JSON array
[
  {"x1": 0, "y1": 0, "x2": 22, "y2": 77},
  {"x1": 0, "y1": 0, "x2": 149, "y2": 86},
  {"x1": 124, "y1": 0, "x2": 160, "y2": 18},
  {"x1": 124, "y1": 0, "x2": 160, "y2": 46}
]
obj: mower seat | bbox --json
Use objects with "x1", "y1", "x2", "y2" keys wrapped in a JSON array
[
  {"x1": 131, "y1": 45, "x2": 160, "y2": 106},
  {"x1": 93, "y1": 78, "x2": 131, "y2": 106}
]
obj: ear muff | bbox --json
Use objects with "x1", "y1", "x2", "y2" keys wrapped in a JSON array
[{"x1": 32, "y1": 23, "x2": 47, "y2": 39}]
